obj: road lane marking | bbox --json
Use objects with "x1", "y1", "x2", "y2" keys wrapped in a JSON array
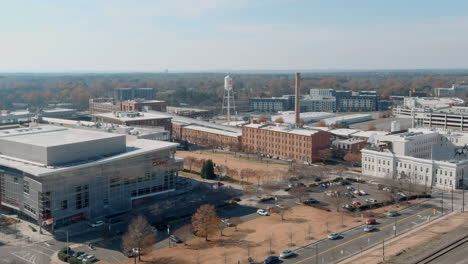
[{"x1": 292, "y1": 207, "x2": 434, "y2": 264}]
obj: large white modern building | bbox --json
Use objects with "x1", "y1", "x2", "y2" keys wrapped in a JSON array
[
  {"x1": 362, "y1": 128, "x2": 468, "y2": 190},
  {"x1": 0, "y1": 125, "x2": 182, "y2": 228}
]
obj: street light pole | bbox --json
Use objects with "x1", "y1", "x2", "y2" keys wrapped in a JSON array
[
  {"x1": 451, "y1": 185, "x2": 454, "y2": 212},
  {"x1": 315, "y1": 244, "x2": 318, "y2": 264},
  {"x1": 441, "y1": 190, "x2": 444, "y2": 215}
]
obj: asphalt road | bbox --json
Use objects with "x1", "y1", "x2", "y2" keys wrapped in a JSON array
[
  {"x1": 427, "y1": 240, "x2": 468, "y2": 264},
  {"x1": 282, "y1": 202, "x2": 442, "y2": 264}
]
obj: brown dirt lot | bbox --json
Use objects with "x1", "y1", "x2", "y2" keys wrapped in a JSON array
[
  {"x1": 176, "y1": 151, "x2": 290, "y2": 183},
  {"x1": 113, "y1": 200, "x2": 425, "y2": 264}
]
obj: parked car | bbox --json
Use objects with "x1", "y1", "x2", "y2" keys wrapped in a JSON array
[
  {"x1": 314, "y1": 177, "x2": 322, "y2": 182},
  {"x1": 303, "y1": 198, "x2": 318, "y2": 205},
  {"x1": 82, "y1": 255, "x2": 96, "y2": 263},
  {"x1": 126, "y1": 250, "x2": 137, "y2": 257},
  {"x1": 328, "y1": 232, "x2": 340, "y2": 240},
  {"x1": 257, "y1": 209, "x2": 270, "y2": 216},
  {"x1": 346, "y1": 186, "x2": 355, "y2": 191},
  {"x1": 351, "y1": 201, "x2": 362, "y2": 207},
  {"x1": 78, "y1": 254, "x2": 90, "y2": 260},
  {"x1": 383, "y1": 187, "x2": 391, "y2": 192},
  {"x1": 397, "y1": 192, "x2": 406, "y2": 197},
  {"x1": 279, "y1": 249, "x2": 294, "y2": 258},
  {"x1": 260, "y1": 195, "x2": 275, "y2": 202},
  {"x1": 264, "y1": 256, "x2": 280, "y2": 264},
  {"x1": 359, "y1": 190, "x2": 368, "y2": 195},
  {"x1": 365, "y1": 198, "x2": 377, "y2": 203},
  {"x1": 364, "y1": 225, "x2": 376, "y2": 232},
  {"x1": 132, "y1": 248, "x2": 142, "y2": 254},
  {"x1": 88, "y1": 220, "x2": 104, "y2": 228},
  {"x1": 109, "y1": 218, "x2": 122, "y2": 224},
  {"x1": 387, "y1": 211, "x2": 399, "y2": 217},
  {"x1": 222, "y1": 219, "x2": 233, "y2": 227},
  {"x1": 342, "y1": 204, "x2": 354, "y2": 209},
  {"x1": 72, "y1": 251, "x2": 84, "y2": 258},
  {"x1": 170, "y1": 235, "x2": 183, "y2": 243},
  {"x1": 154, "y1": 223, "x2": 167, "y2": 231}
]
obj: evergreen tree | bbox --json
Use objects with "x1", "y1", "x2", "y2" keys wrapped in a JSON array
[{"x1": 201, "y1": 159, "x2": 216, "y2": 179}]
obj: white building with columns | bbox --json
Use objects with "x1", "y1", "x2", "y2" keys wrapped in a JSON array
[{"x1": 362, "y1": 128, "x2": 468, "y2": 190}]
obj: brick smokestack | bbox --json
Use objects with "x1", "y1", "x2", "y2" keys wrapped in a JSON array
[{"x1": 295, "y1": 72, "x2": 301, "y2": 125}]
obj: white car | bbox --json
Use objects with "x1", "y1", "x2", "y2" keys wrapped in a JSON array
[
  {"x1": 83, "y1": 255, "x2": 96, "y2": 263},
  {"x1": 365, "y1": 198, "x2": 377, "y2": 203},
  {"x1": 279, "y1": 249, "x2": 294, "y2": 258},
  {"x1": 88, "y1": 220, "x2": 104, "y2": 228},
  {"x1": 359, "y1": 190, "x2": 368, "y2": 195},
  {"x1": 328, "y1": 232, "x2": 340, "y2": 240},
  {"x1": 257, "y1": 209, "x2": 269, "y2": 216},
  {"x1": 78, "y1": 254, "x2": 90, "y2": 260},
  {"x1": 364, "y1": 225, "x2": 376, "y2": 232}
]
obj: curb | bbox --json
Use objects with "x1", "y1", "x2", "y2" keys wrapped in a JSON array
[{"x1": 337, "y1": 211, "x2": 457, "y2": 264}]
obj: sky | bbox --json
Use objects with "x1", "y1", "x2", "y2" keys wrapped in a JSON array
[{"x1": 1, "y1": 0, "x2": 468, "y2": 72}]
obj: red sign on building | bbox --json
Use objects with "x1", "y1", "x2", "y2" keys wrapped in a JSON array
[{"x1": 152, "y1": 159, "x2": 168, "y2": 167}]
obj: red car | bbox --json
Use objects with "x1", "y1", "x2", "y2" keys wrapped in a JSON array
[
  {"x1": 351, "y1": 201, "x2": 362, "y2": 207},
  {"x1": 366, "y1": 218, "x2": 377, "y2": 225}
]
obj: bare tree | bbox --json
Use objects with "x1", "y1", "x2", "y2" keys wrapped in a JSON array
[
  {"x1": 217, "y1": 220, "x2": 227, "y2": 236},
  {"x1": 336, "y1": 164, "x2": 348, "y2": 178},
  {"x1": 318, "y1": 148, "x2": 333, "y2": 163},
  {"x1": 275, "y1": 206, "x2": 291, "y2": 222},
  {"x1": 289, "y1": 186, "x2": 308, "y2": 202},
  {"x1": 274, "y1": 117, "x2": 284, "y2": 123},
  {"x1": 230, "y1": 217, "x2": 243, "y2": 232},
  {"x1": 184, "y1": 156, "x2": 196, "y2": 172},
  {"x1": 287, "y1": 228, "x2": 295, "y2": 246},
  {"x1": 323, "y1": 186, "x2": 350, "y2": 212},
  {"x1": 265, "y1": 233, "x2": 275, "y2": 254},
  {"x1": 122, "y1": 215, "x2": 155, "y2": 262},
  {"x1": 306, "y1": 223, "x2": 313, "y2": 240},
  {"x1": 191, "y1": 204, "x2": 220, "y2": 241}
]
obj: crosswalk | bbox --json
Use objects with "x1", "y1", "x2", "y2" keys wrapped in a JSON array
[{"x1": 11, "y1": 242, "x2": 56, "y2": 264}]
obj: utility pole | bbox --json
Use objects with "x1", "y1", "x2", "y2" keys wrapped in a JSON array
[
  {"x1": 452, "y1": 185, "x2": 454, "y2": 212},
  {"x1": 382, "y1": 239, "x2": 385, "y2": 262},
  {"x1": 394, "y1": 217, "x2": 397, "y2": 237},
  {"x1": 315, "y1": 243, "x2": 319, "y2": 264},
  {"x1": 441, "y1": 190, "x2": 444, "y2": 215}
]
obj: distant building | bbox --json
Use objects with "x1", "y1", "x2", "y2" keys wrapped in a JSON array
[
  {"x1": 323, "y1": 114, "x2": 373, "y2": 126},
  {"x1": 310, "y1": 89, "x2": 335, "y2": 97},
  {"x1": 166, "y1": 106, "x2": 214, "y2": 119},
  {"x1": 332, "y1": 138, "x2": 367, "y2": 154},
  {"x1": 271, "y1": 111, "x2": 335, "y2": 124},
  {"x1": 92, "y1": 112, "x2": 172, "y2": 132},
  {"x1": 435, "y1": 83, "x2": 468, "y2": 97},
  {"x1": 335, "y1": 91, "x2": 378, "y2": 112},
  {"x1": 300, "y1": 97, "x2": 336, "y2": 112},
  {"x1": 114, "y1": 87, "x2": 157, "y2": 101},
  {"x1": 249, "y1": 95, "x2": 295, "y2": 113},
  {"x1": 89, "y1": 98, "x2": 166, "y2": 115},
  {"x1": 242, "y1": 124, "x2": 331, "y2": 163},
  {"x1": 175, "y1": 123, "x2": 242, "y2": 149}
]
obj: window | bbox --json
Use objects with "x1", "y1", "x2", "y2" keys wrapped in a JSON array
[
  {"x1": 61, "y1": 200, "x2": 68, "y2": 210},
  {"x1": 23, "y1": 181, "x2": 30, "y2": 194},
  {"x1": 103, "y1": 199, "x2": 109, "y2": 205}
]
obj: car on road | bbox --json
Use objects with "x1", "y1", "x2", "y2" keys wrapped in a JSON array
[
  {"x1": 387, "y1": 211, "x2": 399, "y2": 217},
  {"x1": 364, "y1": 225, "x2": 376, "y2": 232},
  {"x1": 346, "y1": 186, "x2": 355, "y2": 191},
  {"x1": 351, "y1": 201, "x2": 362, "y2": 207},
  {"x1": 267, "y1": 206, "x2": 280, "y2": 213},
  {"x1": 328, "y1": 232, "x2": 340, "y2": 240},
  {"x1": 222, "y1": 219, "x2": 233, "y2": 227},
  {"x1": 170, "y1": 235, "x2": 183, "y2": 243},
  {"x1": 257, "y1": 209, "x2": 270, "y2": 216},
  {"x1": 264, "y1": 256, "x2": 280, "y2": 264},
  {"x1": 397, "y1": 192, "x2": 406, "y2": 197},
  {"x1": 279, "y1": 249, "x2": 294, "y2": 258},
  {"x1": 260, "y1": 195, "x2": 275, "y2": 202},
  {"x1": 359, "y1": 190, "x2": 368, "y2": 195},
  {"x1": 366, "y1": 218, "x2": 377, "y2": 225},
  {"x1": 314, "y1": 177, "x2": 322, "y2": 182},
  {"x1": 365, "y1": 198, "x2": 377, "y2": 203},
  {"x1": 342, "y1": 204, "x2": 354, "y2": 209},
  {"x1": 88, "y1": 220, "x2": 104, "y2": 228}
]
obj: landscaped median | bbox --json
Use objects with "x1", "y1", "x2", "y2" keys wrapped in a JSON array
[{"x1": 115, "y1": 200, "x2": 425, "y2": 264}]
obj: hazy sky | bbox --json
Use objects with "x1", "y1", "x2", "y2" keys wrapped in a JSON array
[{"x1": 2, "y1": 0, "x2": 468, "y2": 72}]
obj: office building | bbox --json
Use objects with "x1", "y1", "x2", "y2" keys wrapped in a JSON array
[
  {"x1": 0, "y1": 125, "x2": 182, "y2": 227},
  {"x1": 89, "y1": 98, "x2": 166, "y2": 115},
  {"x1": 300, "y1": 97, "x2": 336, "y2": 112},
  {"x1": 92, "y1": 112, "x2": 172, "y2": 132},
  {"x1": 114, "y1": 87, "x2": 157, "y2": 101},
  {"x1": 249, "y1": 95, "x2": 295, "y2": 113}
]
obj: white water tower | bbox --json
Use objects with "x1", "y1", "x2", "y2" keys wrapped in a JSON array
[{"x1": 222, "y1": 75, "x2": 237, "y2": 122}]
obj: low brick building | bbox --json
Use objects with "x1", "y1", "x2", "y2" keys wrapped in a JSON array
[
  {"x1": 89, "y1": 98, "x2": 166, "y2": 115},
  {"x1": 172, "y1": 122, "x2": 241, "y2": 149},
  {"x1": 332, "y1": 138, "x2": 367, "y2": 154},
  {"x1": 242, "y1": 124, "x2": 331, "y2": 163}
]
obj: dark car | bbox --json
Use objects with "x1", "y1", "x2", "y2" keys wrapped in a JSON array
[
  {"x1": 170, "y1": 235, "x2": 183, "y2": 243},
  {"x1": 126, "y1": 250, "x2": 137, "y2": 258},
  {"x1": 264, "y1": 256, "x2": 280, "y2": 264},
  {"x1": 109, "y1": 218, "x2": 122, "y2": 224},
  {"x1": 72, "y1": 251, "x2": 84, "y2": 258},
  {"x1": 155, "y1": 223, "x2": 167, "y2": 231}
]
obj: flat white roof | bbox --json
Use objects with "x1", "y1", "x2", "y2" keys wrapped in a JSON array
[
  {"x1": 324, "y1": 114, "x2": 372, "y2": 122},
  {"x1": 352, "y1": 130, "x2": 389, "y2": 138},
  {"x1": 272, "y1": 111, "x2": 335, "y2": 123},
  {"x1": 94, "y1": 112, "x2": 171, "y2": 121},
  {"x1": 0, "y1": 125, "x2": 123, "y2": 147},
  {"x1": 0, "y1": 136, "x2": 178, "y2": 176},
  {"x1": 330, "y1": 128, "x2": 360, "y2": 137},
  {"x1": 333, "y1": 138, "x2": 366, "y2": 144},
  {"x1": 245, "y1": 124, "x2": 320, "y2": 136},
  {"x1": 184, "y1": 125, "x2": 241, "y2": 137}
]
